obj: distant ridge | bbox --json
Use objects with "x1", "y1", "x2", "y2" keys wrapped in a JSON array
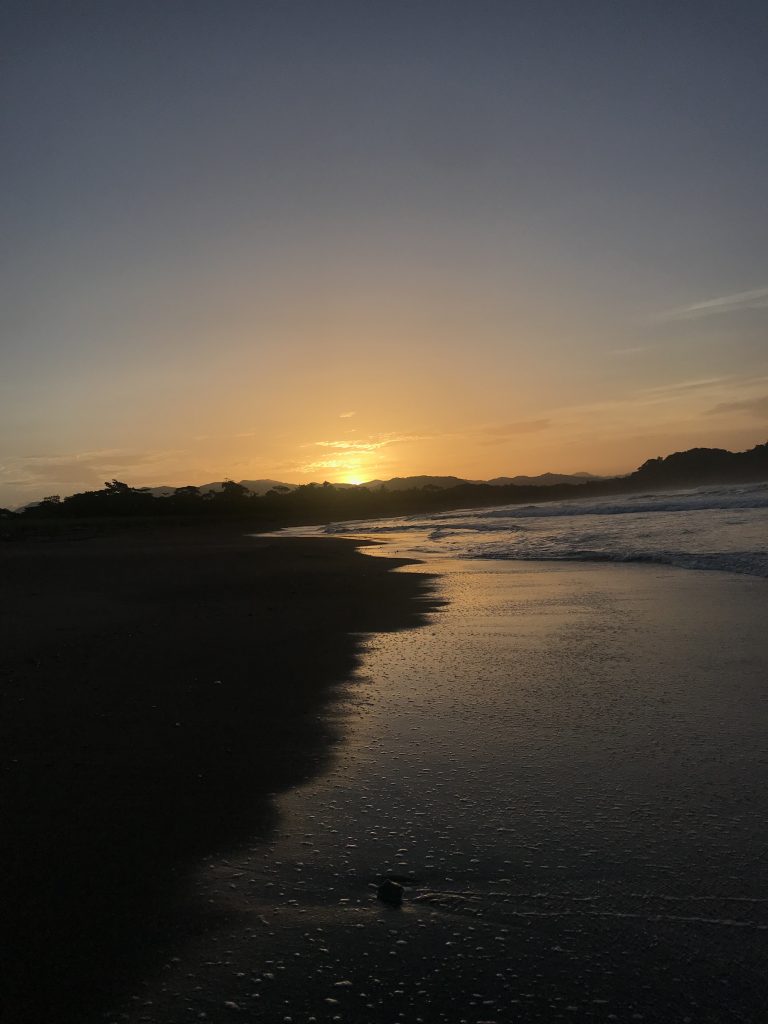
[
  {"x1": 8, "y1": 443, "x2": 766, "y2": 514},
  {"x1": 633, "y1": 444, "x2": 768, "y2": 485},
  {"x1": 147, "y1": 443, "x2": 766, "y2": 500},
  {"x1": 360, "y1": 472, "x2": 605, "y2": 490},
  {"x1": 362, "y1": 475, "x2": 472, "y2": 491},
  {"x1": 145, "y1": 472, "x2": 606, "y2": 498},
  {"x1": 486, "y1": 472, "x2": 606, "y2": 487},
  {"x1": 146, "y1": 479, "x2": 299, "y2": 498}
]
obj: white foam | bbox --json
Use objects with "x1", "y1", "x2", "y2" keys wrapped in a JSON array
[{"x1": 317, "y1": 482, "x2": 768, "y2": 578}]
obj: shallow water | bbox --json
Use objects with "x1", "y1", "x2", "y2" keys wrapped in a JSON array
[
  {"x1": 120, "y1": 557, "x2": 768, "y2": 1022},
  {"x1": 312, "y1": 480, "x2": 768, "y2": 577}
]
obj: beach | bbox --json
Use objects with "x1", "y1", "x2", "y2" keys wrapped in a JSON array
[
  {"x1": 0, "y1": 530, "x2": 435, "y2": 1022},
  {"x1": 3, "y1": 533, "x2": 768, "y2": 1022}
]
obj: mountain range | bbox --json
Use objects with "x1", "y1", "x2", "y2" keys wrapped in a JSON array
[{"x1": 146, "y1": 471, "x2": 604, "y2": 498}]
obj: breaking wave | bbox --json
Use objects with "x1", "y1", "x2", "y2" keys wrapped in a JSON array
[{"x1": 314, "y1": 482, "x2": 768, "y2": 578}]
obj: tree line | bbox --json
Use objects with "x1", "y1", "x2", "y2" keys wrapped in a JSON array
[{"x1": 2, "y1": 442, "x2": 765, "y2": 528}]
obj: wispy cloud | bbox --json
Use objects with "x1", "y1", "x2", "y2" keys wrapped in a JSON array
[
  {"x1": 310, "y1": 433, "x2": 430, "y2": 453},
  {"x1": 642, "y1": 376, "x2": 736, "y2": 396},
  {"x1": 192, "y1": 431, "x2": 258, "y2": 441},
  {"x1": 300, "y1": 458, "x2": 352, "y2": 474},
  {"x1": 314, "y1": 439, "x2": 391, "y2": 452},
  {"x1": 294, "y1": 432, "x2": 432, "y2": 476},
  {"x1": 641, "y1": 374, "x2": 768, "y2": 399},
  {"x1": 338, "y1": 411, "x2": 356, "y2": 418},
  {"x1": 0, "y1": 448, "x2": 184, "y2": 492},
  {"x1": 481, "y1": 419, "x2": 550, "y2": 437},
  {"x1": 708, "y1": 395, "x2": 768, "y2": 419},
  {"x1": 656, "y1": 286, "x2": 768, "y2": 322},
  {"x1": 609, "y1": 345, "x2": 648, "y2": 357},
  {"x1": 478, "y1": 419, "x2": 551, "y2": 447}
]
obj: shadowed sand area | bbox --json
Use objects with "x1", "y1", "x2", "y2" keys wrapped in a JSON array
[
  {"x1": 104, "y1": 556, "x2": 768, "y2": 1024},
  {"x1": 0, "y1": 531, "x2": 436, "y2": 1022}
]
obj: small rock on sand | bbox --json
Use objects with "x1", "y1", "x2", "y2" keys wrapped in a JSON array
[{"x1": 377, "y1": 879, "x2": 404, "y2": 906}]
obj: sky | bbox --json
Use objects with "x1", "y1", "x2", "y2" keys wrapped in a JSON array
[{"x1": 1, "y1": 0, "x2": 767, "y2": 505}]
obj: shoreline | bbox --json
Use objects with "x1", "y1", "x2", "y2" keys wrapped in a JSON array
[
  {"x1": 5, "y1": 530, "x2": 768, "y2": 1022},
  {"x1": 112, "y1": 556, "x2": 768, "y2": 1024},
  {"x1": 0, "y1": 530, "x2": 437, "y2": 1022}
]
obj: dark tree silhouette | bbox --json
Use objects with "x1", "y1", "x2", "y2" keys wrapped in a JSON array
[
  {"x1": 217, "y1": 480, "x2": 249, "y2": 500},
  {"x1": 9, "y1": 442, "x2": 767, "y2": 530},
  {"x1": 104, "y1": 480, "x2": 133, "y2": 495}
]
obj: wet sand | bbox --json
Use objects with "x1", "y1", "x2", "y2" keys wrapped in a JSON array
[
  {"x1": 107, "y1": 557, "x2": 768, "y2": 1023},
  {"x1": 0, "y1": 531, "x2": 435, "y2": 1023}
]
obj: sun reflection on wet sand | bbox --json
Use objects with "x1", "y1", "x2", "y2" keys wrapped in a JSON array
[{"x1": 121, "y1": 559, "x2": 768, "y2": 1022}]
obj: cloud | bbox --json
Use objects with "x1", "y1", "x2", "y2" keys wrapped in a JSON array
[
  {"x1": 314, "y1": 439, "x2": 391, "y2": 452},
  {"x1": 640, "y1": 374, "x2": 768, "y2": 400},
  {"x1": 293, "y1": 432, "x2": 434, "y2": 476},
  {"x1": 193, "y1": 431, "x2": 258, "y2": 441},
  {"x1": 656, "y1": 286, "x2": 768, "y2": 322},
  {"x1": 311, "y1": 433, "x2": 431, "y2": 453},
  {"x1": 708, "y1": 395, "x2": 768, "y2": 419},
  {"x1": 609, "y1": 345, "x2": 648, "y2": 356},
  {"x1": 299, "y1": 458, "x2": 351, "y2": 473},
  {"x1": 480, "y1": 419, "x2": 551, "y2": 437},
  {"x1": 0, "y1": 448, "x2": 184, "y2": 493},
  {"x1": 338, "y1": 411, "x2": 356, "y2": 418},
  {"x1": 642, "y1": 376, "x2": 736, "y2": 396}
]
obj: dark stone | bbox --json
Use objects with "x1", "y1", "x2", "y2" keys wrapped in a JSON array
[{"x1": 377, "y1": 879, "x2": 404, "y2": 906}]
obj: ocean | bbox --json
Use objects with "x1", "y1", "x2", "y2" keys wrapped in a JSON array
[
  {"x1": 223, "y1": 498, "x2": 768, "y2": 1022},
  {"x1": 311, "y1": 480, "x2": 768, "y2": 577}
]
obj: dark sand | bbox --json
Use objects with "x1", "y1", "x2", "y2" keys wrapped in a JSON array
[
  {"x1": 103, "y1": 556, "x2": 768, "y2": 1024},
  {"x1": 4, "y1": 534, "x2": 768, "y2": 1024},
  {"x1": 0, "y1": 530, "x2": 435, "y2": 1022}
]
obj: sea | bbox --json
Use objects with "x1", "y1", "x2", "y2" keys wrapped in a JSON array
[
  {"x1": 309, "y1": 480, "x2": 768, "y2": 578},
  {"x1": 212, "y1": 478, "x2": 768, "y2": 1023}
]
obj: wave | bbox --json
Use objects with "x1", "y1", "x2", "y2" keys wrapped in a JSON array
[
  {"x1": 314, "y1": 482, "x2": 768, "y2": 579},
  {"x1": 453, "y1": 491, "x2": 768, "y2": 522},
  {"x1": 464, "y1": 548, "x2": 768, "y2": 578}
]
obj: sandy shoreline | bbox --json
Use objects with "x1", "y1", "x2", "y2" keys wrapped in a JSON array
[
  {"x1": 113, "y1": 556, "x2": 767, "y2": 1024},
  {"x1": 0, "y1": 530, "x2": 436, "y2": 1022},
  {"x1": 3, "y1": 532, "x2": 767, "y2": 1022}
]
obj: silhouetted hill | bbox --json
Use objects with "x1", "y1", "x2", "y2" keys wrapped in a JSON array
[
  {"x1": 141, "y1": 472, "x2": 607, "y2": 500},
  {"x1": 362, "y1": 475, "x2": 474, "y2": 490},
  {"x1": 364, "y1": 472, "x2": 605, "y2": 489},
  {"x1": 146, "y1": 479, "x2": 364, "y2": 499},
  {"x1": 487, "y1": 472, "x2": 606, "y2": 486},
  {"x1": 8, "y1": 442, "x2": 766, "y2": 531},
  {"x1": 633, "y1": 444, "x2": 768, "y2": 486},
  {"x1": 148, "y1": 479, "x2": 299, "y2": 498}
]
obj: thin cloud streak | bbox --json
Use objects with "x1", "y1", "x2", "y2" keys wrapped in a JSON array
[
  {"x1": 642, "y1": 376, "x2": 736, "y2": 396},
  {"x1": 311, "y1": 433, "x2": 432, "y2": 452},
  {"x1": 0, "y1": 449, "x2": 186, "y2": 490},
  {"x1": 656, "y1": 286, "x2": 768, "y2": 322},
  {"x1": 708, "y1": 395, "x2": 768, "y2": 419},
  {"x1": 642, "y1": 374, "x2": 768, "y2": 398},
  {"x1": 609, "y1": 345, "x2": 648, "y2": 356},
  {"x1": 481, "y1": 419, "x2": 551, "y2": 437},
  {"x1": 295, "y1": 432, "x2": 433, "y2": 476}
]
